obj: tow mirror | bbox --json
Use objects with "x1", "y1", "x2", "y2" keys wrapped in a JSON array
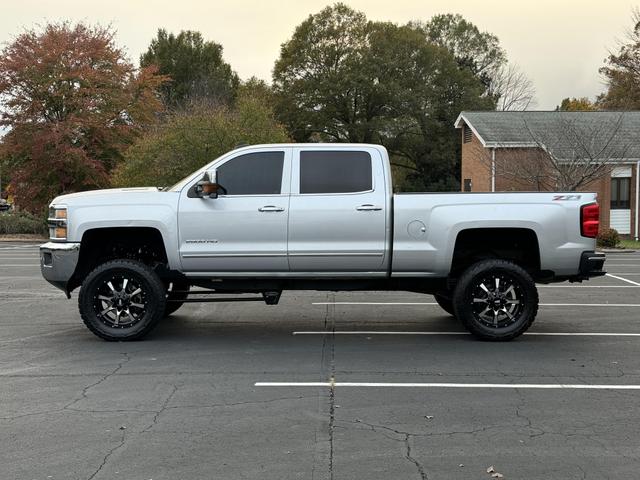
[{"x1": 195, "y1": 170, "x2": 223, "y2": 199}]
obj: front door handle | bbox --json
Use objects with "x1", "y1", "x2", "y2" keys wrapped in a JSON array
[
  {"x1": 258, "y1": 205, "x2": 285, "y2": 212},
  {"x1": 356, "y1": 204, "x2": 382, "y2": 211}
]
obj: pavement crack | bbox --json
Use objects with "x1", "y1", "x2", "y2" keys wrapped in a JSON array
[
  {"x1": 64, "y1": 353, "x2": 130, "y2": 411},
  {"x1": 142, "y1": 384, "x2": 180, "y2": 433},
  {"x1": 514, "y1": 388, "x2": 546, "y2": 438},
  {"x1": 404, "y1": 433, "x2": 428, "y2": 480},
  {"x1": 163, "y1": 395, "x2": 314, "y2": 412},
  {"x1": 327, "y1": 297, "x2": 337, "y2": 480},
  {"x1": 86, "y1": 429, "x2": 127, "y2": 480},
  {"x1": 349, "y1": 419, "x2": 428, "y2": 479}
]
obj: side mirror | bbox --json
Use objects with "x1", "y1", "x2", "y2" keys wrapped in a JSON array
[{"x1": 195, "y1": 170, "x2": 223, "y2": 199}]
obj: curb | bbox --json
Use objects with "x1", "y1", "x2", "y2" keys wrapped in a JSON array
[{"x1": 598, "y1": 249, "x2": 637, "y2": 253}]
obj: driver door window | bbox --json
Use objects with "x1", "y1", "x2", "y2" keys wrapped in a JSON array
[{"x1": 217, "y1": 152, "x2": 284, "y2": 195}]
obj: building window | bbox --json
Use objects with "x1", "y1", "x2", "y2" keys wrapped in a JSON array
[
  {"x1": 463, "y1": 125, "x2": 472, "y2": 143},
  {"x1": 611, "y1": 177, "x2": 630, "y2": 210},
  {"x1": 463, "y1": 179, "x2": 472, "y2": 192}
]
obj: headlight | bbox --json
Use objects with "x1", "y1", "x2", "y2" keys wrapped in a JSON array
[{"x1": 48, "y1": 206, "x2": 68, "y2": 240}]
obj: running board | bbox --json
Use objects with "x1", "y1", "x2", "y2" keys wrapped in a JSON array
[
  {"x1": 167, "y1": 290, "x2": 282, "y2": 305},
  {"x1": 167, "y1": 297, "x2": 264, "y2": 303}
]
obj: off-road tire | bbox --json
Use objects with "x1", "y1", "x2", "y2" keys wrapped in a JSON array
[
  {"x1": 452, "y1": 259, "x2": 538, "y2": 341},
  {"x1": 78, "y1": 259, "x2": 166, "y2": 341}
]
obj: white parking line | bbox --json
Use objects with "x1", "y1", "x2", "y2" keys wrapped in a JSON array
[
  {"x1": 606, "y1": 273, "x2": 640, "y2": 286},
  {"x1": 0, "y1": 264, "x2": 41, "y2": 267},
  {"x1": 537, "y1": 285, "x2": 639, "y2": 288},
  {"x1": 312, "y1": 302, "x2": 640, "y2": 307},
  {"x1": 292, "y1": 331, "x2": 640, "y2": 336},
  {"x1": 255, "y1": 382, "x2": 640, "y2": 390},
  {"x1": 602, "y1": 264, "x2": 640, "y2": 266}
]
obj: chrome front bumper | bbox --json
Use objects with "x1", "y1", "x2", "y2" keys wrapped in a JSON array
[{"x1": 40, "y1": 242, "x2": 80, "y2": 296}]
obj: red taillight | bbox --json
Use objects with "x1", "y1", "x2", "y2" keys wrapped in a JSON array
[{"x1": 581, "y1": 203, "x2": 599, "y2": 238}]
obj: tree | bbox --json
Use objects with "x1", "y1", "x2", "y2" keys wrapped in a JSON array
[
  {"x1": 490, "y1": 63, "x2": 536, "y2": 111},
  {"x1": 598, "y1": 8, "x2": 640, "y2": 109},
  {"x1": 273, "y1": 3, "x2": 380, "y2": 143},
  {"x1": 112, "y1": 90, "x2": 289, "y2": 188},
  {"x1": 0, "y1": 22, "x2": 165, "y2": 213},
  {"x1": 273, "y1": 4, "x2": 494, "y2": 191},
  {"x1": 558, "y1": 97, "x2": 598, "y2": 111},
  {"x1": 140, "y1": 29, "x2": 239, "y2": 108},
  {"x1": 369, "y1": 22, "x2": 495, "y2": 190},
  {"x1": 412, "y1": 14, "x2": 506, "y2": 88},
  {"x1": 414, "y1": 14, "x2": 536, "y2": 112}
]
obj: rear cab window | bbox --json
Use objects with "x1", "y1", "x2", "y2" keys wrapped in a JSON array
[{"x1": 299, "y1": 151, "x2": 372, "y2": 194}]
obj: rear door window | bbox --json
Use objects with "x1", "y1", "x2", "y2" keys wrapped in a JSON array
[{"x1": 299, "y1": 151, "x2": 372, "y2": 194}]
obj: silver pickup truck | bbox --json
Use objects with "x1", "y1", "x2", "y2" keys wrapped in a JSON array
[{"x1": 40, "y1": 143, "x2": 606, "y2": 342}]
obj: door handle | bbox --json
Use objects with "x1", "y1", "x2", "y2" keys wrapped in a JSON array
[
  {"x1": 356, "y1": 204, "x2": 382, "y2": 211},
  {"x1": 258, "y1": 205, "x2": 285, "y2": 212}
]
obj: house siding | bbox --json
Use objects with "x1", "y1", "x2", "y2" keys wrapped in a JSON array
[{"x1": 459, "y1": 120, "x2": 638, "y2": 237}]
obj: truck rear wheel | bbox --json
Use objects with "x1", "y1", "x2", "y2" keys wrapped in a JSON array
[
  {"x1": 164, "y1": 281, "x2": 190, "y2": 316},
  {"x1": 78, "y1": 259, "x2": 166, "y2": 341},
  {"x1": 434, "y1": 294, "x2": 455, "y2": 316},
  {"x1": 452, "y1": 259, "x2": 538, "y2": 341}
]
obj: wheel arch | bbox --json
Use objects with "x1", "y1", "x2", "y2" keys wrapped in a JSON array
[
  {"x1": 450, "y1": 227, "x2": 542, "y2": 279},
  {"x1": 67, "y1": 226, "x2": 170, "y2": 293}
]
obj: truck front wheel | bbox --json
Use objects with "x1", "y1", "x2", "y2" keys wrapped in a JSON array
[
  {"x1": 452, "y1": 260, "x2": 538, "y2": 341},
  {"x1": 78, "y1": 259, "x2": 166, "y2": 341}
]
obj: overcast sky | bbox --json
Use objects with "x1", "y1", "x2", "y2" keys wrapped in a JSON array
[{"x1": 0, "y1": 0, "x2": 636, "y2": 109}]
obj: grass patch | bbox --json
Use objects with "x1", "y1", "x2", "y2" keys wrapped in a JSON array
[{"x1": 619, "y1": 238, "x2": 640, "y2": 250}]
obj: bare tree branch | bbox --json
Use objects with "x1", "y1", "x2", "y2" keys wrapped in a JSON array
[{"x1": 489, "y1": 63, "x2": 537, "y2": 111}]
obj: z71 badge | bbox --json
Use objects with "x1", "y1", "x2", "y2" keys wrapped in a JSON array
[{"x1": 552, "y1": 194, "x2": 582, "y2": 201}]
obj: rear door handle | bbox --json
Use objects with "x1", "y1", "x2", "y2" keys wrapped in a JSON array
[
  {"x1": 258, "y1": 205, "x2": 285, "y2": 212},
  {"x1": 356, "y1": 204, "x2": 382, "y2": 211}
]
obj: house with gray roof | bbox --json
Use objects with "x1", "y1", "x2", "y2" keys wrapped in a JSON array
[{"x1": 455, "y1": 111, "x2": 640, "y2": 239}]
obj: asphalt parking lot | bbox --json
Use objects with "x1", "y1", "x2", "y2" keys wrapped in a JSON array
[{"x1": 2, "y1": 244, "x2": 640, "y2": 480}]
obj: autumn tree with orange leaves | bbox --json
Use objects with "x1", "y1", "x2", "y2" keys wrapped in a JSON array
[{"x1": 0, "y1": 22, "x2": 166, "y2": 213}]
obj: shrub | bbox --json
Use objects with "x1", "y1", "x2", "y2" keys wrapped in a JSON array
[
  {"x1": 0, "y1": 211, "x2": 47, "y2": 235},
  {"x1": 597, "y1": 228, "x2": 620, "y2": 248},
  {"x1": 112, "y1": 91, "x2": 289, "y2": 188}
]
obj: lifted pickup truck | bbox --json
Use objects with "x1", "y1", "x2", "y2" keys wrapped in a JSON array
[{"x1": 41, "y1": 143, "x2": 606, "y2": 341}]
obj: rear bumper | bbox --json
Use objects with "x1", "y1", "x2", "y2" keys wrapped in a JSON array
[
  {"x1": 578, "y1": 251, "x2": 606, "y2": 278},
  {"x1": 40, "y1": 242, "x2": 80, "y2": 296}
]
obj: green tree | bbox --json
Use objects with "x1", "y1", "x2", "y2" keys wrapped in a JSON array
[
  {"x1": 273, "y1": 3, "x2": 380, "y2": 142},
  {"x1": 140, "y1": 29, "x2": 239, "y2": 108},
  {"x1": 413, "y1": 13, "x2": 506, "y2": 88},
  {"x1": 599, "y1": 8, "x2": 640, "y2": 109},
  {"x1": 371, "y1": 22, "x2": 494, "y2": 190},
  {"x1": 238, "y1": 76, "x2": 276, "y2": 110},
  {"x1": 414, "y1": 14, "x2": 536, "y2": 111},
  {"x1": 112, "y1": 91, "x2": 289, "y2": 188},
  {"x1": 557, "y1": 97, "x2": 598, "y2": 111},
  {"x1": 0, "y1": 22, "x2": 165, "y2": 213},
  {"x1": 273, "y1": 4, "x2": 493, "y2": 191}
]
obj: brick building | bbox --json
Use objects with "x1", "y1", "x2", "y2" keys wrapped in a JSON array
[{"x1": 455, "y1": 111, "x2": 640, "y2": 239}]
